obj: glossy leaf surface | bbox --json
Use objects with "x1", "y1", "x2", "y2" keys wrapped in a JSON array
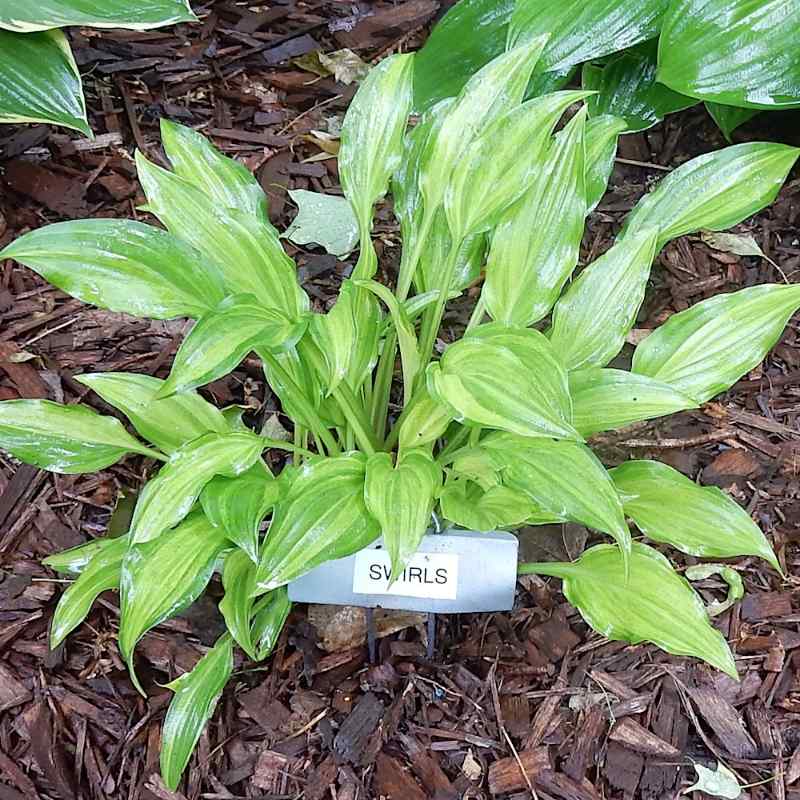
[
  {"x1": 440, "y1": 477, "x2": 537, "y2": 532},
  {"x1": 77, "y1": 372, "x2": 229, "y2": 454},
  {"x1": 251, "y1": 586, "x2": 291, "y2": 660},
  {"x1": 584, "y1": 114, "x2": 627, "y2": 213},
  {"x1": 129, "y1": 432, "x2": 264, "y2": 544},
  {"x1": 548, "y1": 230, "x2": 659, "y2": 370},
  {"x1": 705, "y1": 102, "x2": 758, "y2": 141},
  {"x1": 120, "y1": 512, "x2": 229, "y2": 692},
  {"x1": 0, "y1": 29, "x2": 88, "y2": 133},
  {"x1": 398, "y1": 388, "x2": 452, "y2": 451},
  {"x1": 219, "y1": 550, "x2": 259, "y2": 657},
  {"x1": 569, "y1": 369, "x2": 697, "y2": 436},
  {"x1": 43, "y1": 536, "x2": 117, "y2": 576},
  {"x1": 364, "y1": 451, "x2": 441, "y2": 578},
  {"x1": 427, "y1": 324, "x2": 578, "y2": 441},
  {"x1": 632, "y1": 284, "x2": 800, "y2": 402},
  {"x1": 0, "y1": 399, "x2": 160, "y2": 474},
  {"x1": 620, "y1": 143, "x2": 800, "y2": 248},
  {"x1": 658, "y1": 0, "x2": 800, "y2": 109},
  {"x1": 611, "y1": 460, "x2": 780, "y2": 570},
  {"x1": 520, "y1": 541, "x2": 737, "y2": 678},
  {"x1": 255, "y1": 455, "x2": 380, "y2": 592},
  {"x1": 161, "y1": 635, "x2": 233, "y2": 791}
]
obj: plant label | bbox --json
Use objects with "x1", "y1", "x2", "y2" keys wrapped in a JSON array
[{"x1": 288, "y1": 529, "x2": 518, "y2": 612}]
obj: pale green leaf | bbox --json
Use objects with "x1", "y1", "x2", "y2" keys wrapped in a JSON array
[
  {"x1": 483, "y1": 106, "x2": 587, "y2": 326},
  {"x1": 43, "y1": 536, "x2": 119, "y2": 576},
  {"x1": 569, "y1": 368, "x2": 697, "y2": 437},
  {"x1": 584, "y1": 114, "x2": 627, "y2": 213},
  {"x1": 159, "y1": 295, "x2": 306, "y2": 397},
  {"x1": 160, "y1": 119, "x2": 270, "y2": 223},
  {"x1": 685, "y1": 762, "x2": 742, "y2": 799},
  {"x1": 620, "y1": 143, "x2": 800, "y2": 249},
  {"x1": 49, "y1": 535, "x2": 128, "y2": 648},
  {"x1": 0, "y1": 29, "x2": 88, "y2": 134},
  {"x1": 251, "y1": 586, "x2": 291, "y2": 660},
  {"x1": 685, "y1": 564, "x2": 744, "y2": 618},
  {"x1": 364, "y1": 450, "x2": 442, "y2": 578},
  {"x1": 610, "y1": 460, "x2": 780, "y2": 571},
  {"x1": 519, "y1": 541, "x2": 737, "y2": 678},
  {"x1": 219, "y1": 549, "x2": 259, "y2": 657},
  {"x1": 255, "y1": 454, "x2": 380, "y2": 592},
  {"x1": 129, "y1": 433, "x2": 265, "y2": 544},
  {"x1": 700, "y1": 231, "x2": 768, "y2": 260},
  {"x1": 398, "y1": 388, "x2": 452, "y2": 452},
  {"x1": 120, "y1": 511, "x2": 229, "y2": 693},
  {"x1": 77, "y1": 372, "x2": 229, "y2": 454},
  {"x1": 426, "y1": 324, "x2": 579, "y2": 441},
  {"x1": 136, "y1": 151, "x2": 308, "y2": 319},
  {"x1": 0, "y1": 399, "x2": 161, "y2": 474},
  {"x1": 160, "y1": 634, "x2": 233, "y2": 791},
  {"x1": 201, "y1": 462, "x2": 279, "y2": 563},
  {"x1": 548, "y1": 229, "x2": 659, "y2": 370},
  {"x1": 631, "y1": 283, "x2": 800, "y2": 403},
  {"x1": 285, "y1": 189, "x2": 359, "y2": 257},
  {"x1": 439, "y1": 476, "x2": 538, "y2": 532}
]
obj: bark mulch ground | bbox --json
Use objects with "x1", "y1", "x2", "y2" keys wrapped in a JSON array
[{"x1": 1, "y1": 2, "x2": 800, "y2": 798}]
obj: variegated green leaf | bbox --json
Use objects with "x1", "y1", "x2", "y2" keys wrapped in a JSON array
[
  {"x1": 77, "y1": 372, "x2": 229, "y2": 454},
  {"x1": 483, "y1": 107, "x2": 587, "y2": 326},
  {"x1": 43, "y1": 536, "x2": 119, "y2": 576},
  {"x1": 160, "y1": 119, "x2": 270, "y2": 223},
  {"x1": 439, "y1": 476, "x2": 538, "y2": 532},
  {"x1": 611, "y1": 460, "x2": 780, "y2": 570},
  {"x1": 49, "y1": 535, "x2": 128, "y2": 648},
  {"x1": 0, "y1": 400, "x2": 162, "y2": 474},
  {"x1": 427, "y1": 324, "x2": 579, "y2": 441},
  {"x1": 398, "y1": 388, "x2": 452, "y2": 451},
  {"x1": 136, "y1": 152, "x2": 308, "y2": 319},
  {"x1": 160, "y1": 634, "x2": 232, "y2": 791},
  {"x1": 364, "y1": 450, "x2": 442, "y2": 578},
  {"x1": 120, "y1": 512, "x2": 229, "y2": 693},
  {"x1": 255, "y1": 454, "x2": 380, "y2": 592},
  {"x1": 519, "y1": 541, "x2": 737, "y2": 678},
  {"x1": 548, "y1": 229, "x2": 659, "y2": 370},
  {"x1": 632, "y1": 283, "x2": 800, "y2": 403},
  {"x1": 251, "y1": 586, "x2": 291, "y2": 660},
  {"x1": 129, "y1": 433, "x2": 265, "y2": 544},
  {"x1": 569, "y1": 369, "x2": 697, "y2": 436},
  {"x1": 0, "y1": 29, "x2": 88, "y2": 134},
  {"x1": 0, "y1": 0, "x2": 196, "y2": 31},
  {"x1": 201, "y1": 462, "x2": 279, "y2": 563},
  {"x1": 584, "y1": 114, "x2": 627, "y2": 213},
  {"x1": 481, "y1": 432, "x2": 630, "y2": 568},
  {"x1": 159, "y1": 295, "x2": 306, "y2": 397},
  {"x1": 219, "y1": 549, "x2": 259, "y2": 657},
  {"x1": 620, "y1": 143, "x2": 800, "y2": 248}
]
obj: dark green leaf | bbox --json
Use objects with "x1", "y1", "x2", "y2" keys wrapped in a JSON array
[{"x1": 705, "y1": 103, "x2": 759, "y2": 142}]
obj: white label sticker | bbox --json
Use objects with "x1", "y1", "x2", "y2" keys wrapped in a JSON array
[{"x1": 352, "y1": 549, "x2": 459, "y2": 600}]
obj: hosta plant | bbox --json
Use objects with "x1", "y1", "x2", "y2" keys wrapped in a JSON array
[{"x1": 1, "y1": 40, "x2": 798, "y2": 789}]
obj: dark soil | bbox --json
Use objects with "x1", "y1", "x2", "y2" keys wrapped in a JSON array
[{"x1": 1, "y1": 3, "x2": 800, "y2": 799}]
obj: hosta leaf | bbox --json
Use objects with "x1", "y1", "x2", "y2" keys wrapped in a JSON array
[
  {"x1": 1, "y1": 219, "x2": 225, "y2": 320},
  {"x1": 0, "y1": 29, "x2": 88, "y2": 134},
  {"x1": 610, "y1": 460, "x2": 780, "y2": 570},
  {"x1": 49, "y1": 535, "x2": 128, "y2": 648},
  {"x1": 120, "y1": 512, "x2": 229, "y2": 693},
  {"x1": 686, "y1": 762, "x2": 742, "y2": 799},
  {"x1": 569, "y1": 369, "x2": 697, "y2": 436},
  {"x1": 339, "y1": 53, "x2": 414, "y2": 240},
  {"x1": 705, "y1": 103, "x2": 758, "y2": 142},
  {"x1": 251, "y1": 586, "x2": 291, "y2": 660},
  {"x1": 483, "y1": 107, "x2": 587, "y2": 326},
  {"x1": 136, "y1": 152, "x2": 308, "y2": 319},
  {"x1": 219, "y1": 549, "x2": 259, "y2": 657},
  {"x1": 0, "y1": 1, "x2": 196, "y2": 31},
  {"x1": 481, "y1": 432, "x2": 630, "y2": 568},
  {"x1": 427, "y1": 324, "x2": 579, "y2": 441},
  {"x1": 160, "y1": 119, "x2": 269, "y2": 223},
  {"x1": 285, "y1": 189, "x2": 359, "y2": 257},
  {"x1": 548, "y1": 229, "x2": 659, "y2": 370},
  {"x1": 585, "y1": 114, "x2": 627, "y2": 213},
  {"x1": 446, "y1": 91, "x2": 590, "y2": 242},
  {"x1": 129, "y1": 432, "x2": 264, "y2": 544},
  {"x1": 255, "y1": 454, "x2": 380, "y2": 592},
  {"x1": 160, "y1": 634, "x2": 232, "y2": 792},
  {"x1": 582, "y1": 42, "x2": 695, "y2": 133},
  {"x1": 77, "y1": 372, "x2": 229, "y2": 454},
  {"x1": 439, "y1": 476, "x2": 538, "y2": 532},
  {"x1": 398, "y1": 388, "x2": 452, "y2": 451},
  {"x1": 159, "y1": 295, "x2": 306, "y2": 397},
  {"x1": 364, "y1": 451, "x2": 442, "y2": 578},
  {"x1": 201, "y1": 462, "x2": 279, "y2": 563},
  {"x1": 508, "y1": 0, "x2": 668, "y2": 72},
  {"x1": 620, "y1": 143, "x2": 800, "y2": 249},
  {"x1": 686, "y1": 564, "x2": 744, "y2": 618},
  {"x1": 520, "y1": 541, "x2": 737, "y2": 678},
  {"x1": 631, "y1": 283, "x2": 800, "y2": 403},
  {"x1": 43, "y1": 536, "x2": 118, "y2": 575},
  {"x1": 418, "y1": 36, "x2": 546, "y2": 218},
  {"x1": 658, "y1": 0, "x2": 800, "y2": 109},
  {"x1": 0, "y1": 400, "x2": 161, "y2": 474}
]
